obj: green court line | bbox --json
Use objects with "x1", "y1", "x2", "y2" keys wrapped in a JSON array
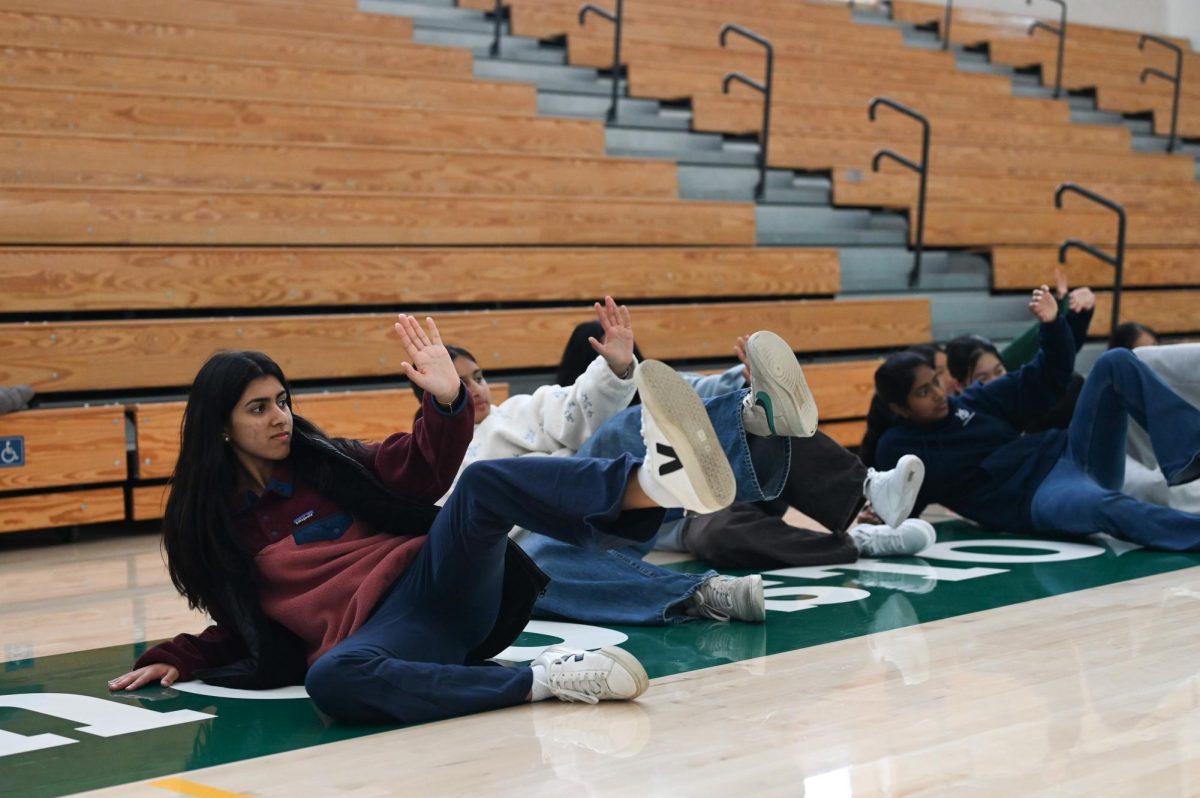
[{"x1": 3, "y1": 522, "x2": 1199, "y2": 798}]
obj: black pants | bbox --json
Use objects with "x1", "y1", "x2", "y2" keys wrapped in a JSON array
[{"x1": 681, "y1": 430, "x2": 865, "y2": 570}]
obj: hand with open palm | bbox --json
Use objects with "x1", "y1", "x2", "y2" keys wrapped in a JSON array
[
  {"x1": 394, "y1": 314, "x2": 461, "y2": 406},
  {"x1": 587, "y1": 296, "x2": 636, "y2": 377}
]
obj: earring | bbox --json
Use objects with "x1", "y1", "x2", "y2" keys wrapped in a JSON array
[{"x1": 222, "y1": 434, "x2": 230, "y2": 442}]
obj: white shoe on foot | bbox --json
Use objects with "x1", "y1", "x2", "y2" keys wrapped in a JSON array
[
  {"x1": 685, "y1": 574, "x2": 766, "y2": 623},
  {"x1": 741, "y1": 331, "x2": 818, "y2": 438},
  {"x1": 637, "y1": 360, "x2": 736, "y2": 514},
  {"x1": 849, "y1": 518, "x2": 936, "y2": 558},
  {"x1": 863, "y1": 454, "x2": 926, "y2": 528},
  {"x1": 533, "y1": 646, "x2": 649, "y2": 704}
]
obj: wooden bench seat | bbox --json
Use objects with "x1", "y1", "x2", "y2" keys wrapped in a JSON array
[
  {"x1": 1, "y1": 488, "x2": 126, "y2": 533},
  {"x1": 1090, "y1": 291, "x2": 1200, "y2": 337},
  {"x1": 0, "y1": 132, "x2": 678, "y2": 199},
  {"x1": 832, "y1": 169, "x2": 1200, "y2": 212},
  {"x1": 0, "y1": 299, "x2": 932, "y2": 394},
  {"x1": 0, "y1": 186, "x2": 756, "y2": 246},
  {"x1": 0, "y1": 46, "x2": 536, "y2": 115},
  {"x1": 0, "y1": 86, "x2": 607, "y2": 156},
  {"x1": 1094, "y1": 87, "x2": 1200, "y2": 139},
  {"x1": 0, "y1": 0, "x2": 415, "y2": 41},
  {"x1": 0, "y1": 9, "x2": 471, "y2": 79},
  {"x1": 0, "y1": 406, "x2": 127, "y2": 492},
  {"x1": 993, "y1": 248, "x2": 1200, "y2": 290},
  {"x1": 0, "y1": 247, "x2": 840, "y2": 312},
  {"x1": 923, "y1": 205, "x2": 1200, "y2": 247}
]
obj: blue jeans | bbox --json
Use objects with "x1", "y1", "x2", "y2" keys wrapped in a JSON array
[
  {"x1": 304, "y1": 455, "x2": 661, "y2": 724},
  {"x1": 521, "y1": 389, "x2": 790, "y2": 625},
  {"x1": 1031, "y1": 349, "x2": 1200, "y2": 550}
]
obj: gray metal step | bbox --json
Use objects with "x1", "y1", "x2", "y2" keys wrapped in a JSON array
[
  {"x1": 606, "y1": 127, "x2": 726, "y2": 151},
  {"x1": 1011, "y1": 84, "x2": 1096, "y2": 109},
  {"x1": 930, "y1": 292, "x2": 1033, "y2": 340},
  {"x1": 538, "y1": 92, "x2": 690, "y2": 128},
  {"x1": 957, "y1": 59, "x2": 1017, "y2": 77},
  {"x1": 757, "y1": 206, "x2": 909, "y2": 246},
  {"x1": 474, "y1": 59, "x2": 599, "y2": 84},
  {"x1": 677, "y1": 165, "x2": 831, "y2": 203},
  {"x1": 900, "y1": 26, "x2": 945, "y2": 49},
  {"x1": 412, "y1": 27, "x2": 568, "y2": 63},
  {"x1": 838, "y1": 247, "x2": 991, "y2": 293},
  {"x1": 608, "y1": 147, "x2": 758, "y2": 166},
  {"x1": 358, "y1": 0, "x2": 493, "y2": 31},
  {"x1": 1131, "y1": 134, "x2": 1200, "y2": 156}
]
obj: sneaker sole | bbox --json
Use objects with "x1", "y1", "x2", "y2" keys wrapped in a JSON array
[
  {"x1": 598, "y1": 646, "x2": 649, "y2": 700},
  {"x1": 637, "y1": 360, "x2": 736, "y2": 514},
  {"x1": 884, "y1": 455, "x2": 926, "y2": 528},
  {"x1": 746, "y1": 331, "x2": 818, "y2": 438}
]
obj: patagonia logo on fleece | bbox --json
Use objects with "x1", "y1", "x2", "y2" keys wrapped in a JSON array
[
  {"x1": 955, "y1": 408, "x2": 976, "y2": 427},
  {"x1": 293, "y1": 510, "x2": 315, "y2": 526}
]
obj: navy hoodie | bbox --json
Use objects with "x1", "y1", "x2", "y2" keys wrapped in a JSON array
[{"x1": 876, "y1": 315, "x2": 1076, "y2": 532}]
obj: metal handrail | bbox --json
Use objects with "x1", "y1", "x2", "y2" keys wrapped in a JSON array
[
  {"x1": 1139, "y1": 34, "x2": 1184, "y2": 154},
  {"x1": 942, "y1": 0, "x2": 954, "y2": 51},
  {"x1": 1026, "y1": 0, "x2": 1068, "y2": 99},
  {"x1": 869, "y1": 97, "x2": 931, "y2": 287},
  {"x1": 720, "y1": 24, "x2": 774, "y2": 201},
  {"x1": 579, "y1": 0, "x2": 624, "y2": 123},
  {"x1": 489, "y1": 0, "x2": 506, "y2": 58},
  {"x1": 1054, "y1": 183, "x2": 1127, "y2": 337}
]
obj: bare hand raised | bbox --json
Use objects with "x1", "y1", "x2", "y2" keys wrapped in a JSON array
[
  {"x1": 1068, "y1": 287, "x2": 1096, "y2": 313},
  {"x1": 587, "y1": 296, "x2": 636, "y2": 377},
  {"x1": 394, "y1": 315, "x2": 461, "y2": 406},
  {"x1": 1029, "y1": 284, "x2": 1059, "y2": 324}
]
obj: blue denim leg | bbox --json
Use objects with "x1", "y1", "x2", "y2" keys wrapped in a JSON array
[
  {"x1": 1069, "y1": 348, "x2": 1200, "y2": 488},
  {"x1": 577, "y1": 389, "x2": 790, "y2": 503},
  {"x1": 305, "y1": 455, "x2": 660, "y2": 724},
  {"x1": 1031, "y1": 455, "x2": 1200, "y2": 551},
  {"x1": 519, "y1": 532, "x2": 716, "y2": 625}
]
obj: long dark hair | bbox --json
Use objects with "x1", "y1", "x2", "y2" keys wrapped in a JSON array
[
  {"x1": 945, "y1": 334, "x2": 999, "y2": 385},
  {"x1": 555, "y1": 321, "x2": 644, "y2": 387},
  {"x1": 164, "y1": 351, "x2": 441, "y2": 617},
  {"x1": 860, "y1": 352, "x2": 929, "y2": 468},
  {"x1": 1108, "y1": 321, "x2": 1158, "y2": 351}
]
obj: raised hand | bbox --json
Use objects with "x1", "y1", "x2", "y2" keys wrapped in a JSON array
[
  {"x1": 1029, "y1": 284, "x2": 1059, "y2": 324},
  {"x1": 1068, "y1": 287, "x2": 1096, "y2": 313},
  {"x1": 733, "y1": 334, "x2": 752, "y2": 384},
  {"x1": 394, "y1": 314, "x2": 461, "y2": 406},
  {"x1": 587, "y1": 296, "x2": 636, "y2": 377}
]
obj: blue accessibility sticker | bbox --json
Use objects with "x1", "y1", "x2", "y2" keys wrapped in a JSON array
[{"x1": 0, "y1": 436, "x2": 25, "y2": 468}]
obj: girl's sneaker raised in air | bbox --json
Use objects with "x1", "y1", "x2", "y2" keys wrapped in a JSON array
[
  {"x1": 864, "y1": 454, "x2": 926, "y2": 528},
  {"x1": 637, "y1": 360, "x2": 736, "y2": 515},
  {"x1": 741, "y1": 331, "x2": 818, "y2": 438}
]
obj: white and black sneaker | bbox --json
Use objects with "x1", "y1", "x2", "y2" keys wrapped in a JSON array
[
  {"x1": 849, "y1": 519, "x2": 936, "y2": 558},
  {"x1": 741, "y1": 331, "x2": 818, "y2": 439},
  {"x1": 532, "y1": 646, "x2": 649, "y2": 704},
  {"x1": 863, "y1": 454, "x2": 926, "y2": 528},
  {"x1": 636, "y1": 360, "x2": 736, "y2": 515},
  {"x1": 685, "y1": 574, "x2": 766, "y2": 623}
]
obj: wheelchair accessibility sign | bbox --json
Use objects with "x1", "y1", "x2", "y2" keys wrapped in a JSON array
[{"x1": 0, "y1": 436, "x2": 25, "y2": 468}]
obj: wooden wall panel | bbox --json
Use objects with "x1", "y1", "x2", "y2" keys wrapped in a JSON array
[
  {"x1": 0, "y1": 406, "x2": 126, "y2": 491},
  {"x1": 0, "y1": 487, "x2": 125, "y2": 533}
]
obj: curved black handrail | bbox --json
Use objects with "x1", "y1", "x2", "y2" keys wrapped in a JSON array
[
  {"x1": 489, "y1": 0, "x2": 507, "y2": 58},
  {"x1": 1026, "y1": 0, "x2": 1068, "y2": 99},
  {"x1": 1139, "y1": 34, "x2": 1184, "y2": 153},
  {"x1": 942, "y1": 0, "x2": 954, "y2": 51},
  {"x1": 1055, "y1": 183, "x2": 1127, "y2": 337},
  {"x1": 720, "y1": 24, "x2": 774, "y2": 201},
  {"x1": 579, "y1": 0, "x2": 624, "y2": 123},
  {"x1": 869, "y1": 97, "x2": 931, "y2": 287}
]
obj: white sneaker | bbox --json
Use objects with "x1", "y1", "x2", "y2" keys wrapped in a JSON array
[
  {"x1": 637, "y1": 360, "x2": 736, "y2": 514},
  {"x1": 863, "y1": 454, "x2": 926, "y2": 528},
  {"x1": 849, "y1": 519, "x2": 936, "y2": 558},
  {"x1": 533, "y1": 646, "x2": 649, "y2": 704},
  {"x1": 741, "y1": 331, "x2": 818, "y2": 438},
  {"x1": 685, "y1": 574, "x2": 766, "y2": 623}
]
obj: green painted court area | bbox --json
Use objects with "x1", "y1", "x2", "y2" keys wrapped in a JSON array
[{"x1": 4, "y1": 522, "x2": 1200, "y2": 798}]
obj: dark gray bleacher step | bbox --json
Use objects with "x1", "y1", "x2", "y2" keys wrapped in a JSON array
[
  {"x1": 929, "y1": 291, "x2": 1034, "y2": 341},
  {"x1": 677, "y1": 165, "x2": 831, "y2": 203},
  {"x1": 605, "y1": 127, "x2": 762, "y2": 164},
  {"x1": 413, "y1": 28, "x2": 568, "y2": 64},
  {"x1": 756, "y1": 206, "x2": 909, "y2": 246},
  {"x1": 838, "y1": 247, "x2": 991, "y2": 293},
  {"x1": 1070, "y1": 108, "x2": 1154, "y2": 135},
  {"x1": 899, "y1": 25, "x2": 945, "y2": 50},
  {"x1": 538, "y1": 92, "x2": 689, "y2": 129},
  {"x1": 474, "y1": 60, "x2": 629, "y2": 95},
  {"x1": 1130, "y1": 135, "x2": 1200, "y2": 156},
  {"x1": 359, "y1": 0, "x2": 494, "y2": 32},
  {"x1": 1010, "y1": 84, "x2": 1097, "y2": 109}
]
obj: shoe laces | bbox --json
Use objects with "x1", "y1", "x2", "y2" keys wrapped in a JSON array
[
  {"x1": 691, "y1": 579, "x2": 734, "y2": 621},
  {"x1": 548, "y1": 654, "x2": 607, "y2": 704}
]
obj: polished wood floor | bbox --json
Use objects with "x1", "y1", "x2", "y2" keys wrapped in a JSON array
[{"x1": 4, "y1": 523, "x2": 1200, "y2": 797}]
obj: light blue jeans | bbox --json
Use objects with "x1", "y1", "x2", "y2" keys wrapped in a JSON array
[{"x1": 520, "y1": 384, "x2": 791, "y2": 624}]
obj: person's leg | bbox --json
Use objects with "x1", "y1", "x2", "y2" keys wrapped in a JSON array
[
  {"x1": 682, "y1": 502, "x2": 860, "y2": 570},
  {"x1": 775, "y1": 431, "x2": 868, "y2": 532},
  {"x1": 578, "y1": 390, "x2": 789, "y2": 504},
  {"x1": 519, "y1": 532, "x2": 715, "y2": 625},
  {"x1": 1032, "y1": 456, "x2": 1200, "y2": 551},
  {"x1": 1070, "y1": 348, "x2": 1200, "y2": 489}
]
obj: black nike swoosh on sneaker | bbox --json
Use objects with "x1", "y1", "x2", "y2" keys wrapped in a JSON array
[{"x1": 656, "y1": 443, "x2": 683, "y2": 477}]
